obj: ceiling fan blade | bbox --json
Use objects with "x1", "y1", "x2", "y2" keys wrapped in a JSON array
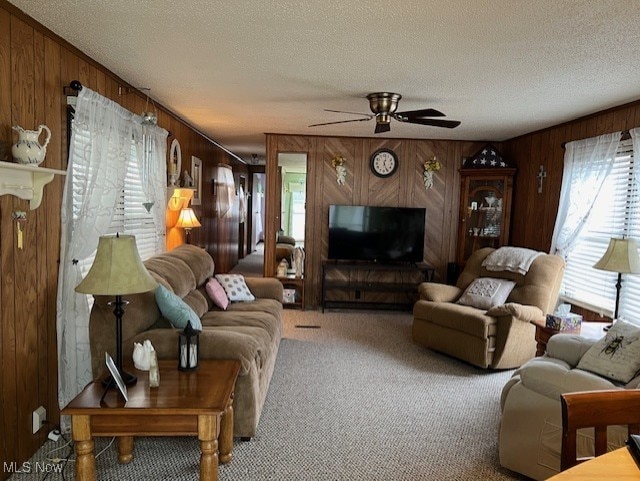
[
  {"x1": 402, "y1": 118, "x2": 461, "y2": 129},
  {"x1": 375, "y1": 122, "x2": 391, "y2": 134},
  {"x1": 394, "y1": 108, "x2": 445, "y2": 118},
  {"x1": 324, "y1": 109, "x2": 373, "y2": 118},
  {"x1": 308, "y1": 117, "x2": 372, "y2": 128}
]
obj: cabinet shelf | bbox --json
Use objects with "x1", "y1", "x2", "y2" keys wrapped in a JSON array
[{"x1": 0, "y1": 160, "x2": 66, "y2": 209}]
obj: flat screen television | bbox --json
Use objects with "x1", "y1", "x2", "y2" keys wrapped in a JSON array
[{"x1": 328, "y1": 205, "x2": 426, "y2": 263}]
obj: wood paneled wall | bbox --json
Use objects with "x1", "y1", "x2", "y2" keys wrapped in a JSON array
[
  {"x1": 0, "y1": 2, "x2": 244, "y2": 476},
  {"x1": 503, "y1": 101, "x2": 640, "y2": 251},
  {"x1": 265, "y1": 134, "x2": 490, "y2": 307}
]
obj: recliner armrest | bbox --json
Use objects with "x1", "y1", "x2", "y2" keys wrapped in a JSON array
[
  {"x1": 546, "y1": 334, "x2": 597, "y2": 368},
  {"x1": 486, "y1": 302, "x2": 543, "y2": 322},
  {"x1": 418, "y1": 282, "x2": 462, "y2": 302}
]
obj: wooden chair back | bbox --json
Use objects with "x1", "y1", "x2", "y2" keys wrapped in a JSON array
[{"x1": 561, "y1": 389, "x2": 640, "y2": 471}]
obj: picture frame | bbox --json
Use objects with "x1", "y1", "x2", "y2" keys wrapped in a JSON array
[
  {"x1": 105, "y1": 353, "x2": 128, "y2": 401},
  {"x1": 168, "y1": 139, "x2": 182, "y2": 187},
  {"x1": 191, "y1": 156, "x2": 202, "y2": 205}
]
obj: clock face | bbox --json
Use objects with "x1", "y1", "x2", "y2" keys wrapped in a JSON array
[{"x1": 370, "y1": 149, "x2": 398, "y2": 178}]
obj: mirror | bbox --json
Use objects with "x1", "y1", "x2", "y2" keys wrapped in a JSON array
[{"x1": 275, "y1": 152, "x2": 307, "y2": 274}]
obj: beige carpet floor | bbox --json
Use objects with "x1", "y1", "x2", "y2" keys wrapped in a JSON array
[{"x1": 12, "y1": 309, "x2": 528, "y2": 480}]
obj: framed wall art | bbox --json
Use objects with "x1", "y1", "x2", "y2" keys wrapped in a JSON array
[
  {"x1": 191, "y1": 156, "x2": 202, "y2": 205},
  {"x1": 168, "y1": 138, "x2": 181, "y2": 187}
]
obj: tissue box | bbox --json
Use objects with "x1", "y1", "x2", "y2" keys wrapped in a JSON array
[
  {"x1": 545, "y1": 313, "x2": 583, "y2": 331},
  {"x1": 282, "y1": 289, "x2": 297, "y2": 304}
]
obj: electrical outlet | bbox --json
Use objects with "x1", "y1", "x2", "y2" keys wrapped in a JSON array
[{"x1": 32, "y1": 406, "x2": 46, "y2": 434}]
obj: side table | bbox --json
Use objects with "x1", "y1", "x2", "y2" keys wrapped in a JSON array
[
  {"x1": 531, "y1": 319, "x2": 609, "y2": 356},
  {"x1": 62, "y1": 359, "x2": 240, "y2": 481}
]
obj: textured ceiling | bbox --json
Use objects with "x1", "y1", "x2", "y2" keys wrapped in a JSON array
[{"x1": 8, "y1": 0, "x2": 640, "y2": 162}]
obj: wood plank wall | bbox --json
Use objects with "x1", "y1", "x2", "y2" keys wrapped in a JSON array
[
  {"x1": 502, "y1": 99, "x2": 640, "y2": 320},
  {"x1": 265, "y1": 134, "x2": 491, "y2": 308},
  {"x1": 0, "y1": 2, "x2": 245, "y2": 476}
]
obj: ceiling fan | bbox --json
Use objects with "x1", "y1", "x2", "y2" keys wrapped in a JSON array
[{"x1": 309, "y1": 92, "x2": 461, "y2": 134}]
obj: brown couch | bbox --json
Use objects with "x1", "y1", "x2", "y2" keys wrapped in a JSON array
[
  {"x1": 89, "y1": 244, "x2": 283, "y2": 438},
  {"x1": 412, "y1": 247, "x2": 565, "y2": 369}
]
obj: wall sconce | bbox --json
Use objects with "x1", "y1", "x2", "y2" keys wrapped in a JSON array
[
  {"x1": 423, "y1": 156, "x2": 441, "y2": 190},
  {"x1": 331, "y1": 154, "x2": 347, "y2": 186},
  {"x1": 175, "y1": 207, "x2": 201, "y2": 244},
  {"x1": 168, "y1": 188, "x2": 194, "y2": 211}
]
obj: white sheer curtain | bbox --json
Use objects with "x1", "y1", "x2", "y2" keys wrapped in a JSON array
[
  {"x1": 550, "y1": 132, "x2": 621, "y2": 258},
  {"x1": 56, "y1": 87, "x2": 167, "y2": 411}
]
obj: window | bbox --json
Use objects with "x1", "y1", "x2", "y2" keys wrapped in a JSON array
[
  {"x1": 560, "y1": 138, "x2": 638, "y2": 319},
  {"x1": 70, "y1": 119, "x2": 161, "y2": 278}
]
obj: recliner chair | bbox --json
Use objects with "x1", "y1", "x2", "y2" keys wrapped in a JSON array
[{"x1": 412, "y1": 247, "x2": 565, "y2": 369}]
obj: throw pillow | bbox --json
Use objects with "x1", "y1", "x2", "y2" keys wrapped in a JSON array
[
  {"x1": 215, "y1": 274, "x2": 256, "y2": 302},
  {"x1": 577, "y1": 320, "x2": 640, "y2": 383},
  {"x1": 155, "y1": 285, "x2": 202, "y2": 330},
  {"x1": 205, "y1": 277, "x2": 229, "y2": 310},
  {"x1": 457, "y1": 277, "x2": 516, "y2": 310}
]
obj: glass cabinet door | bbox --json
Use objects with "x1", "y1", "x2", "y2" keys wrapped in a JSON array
[{"x1": 457, "y1": 168, "x2": 515, "y2": 266}]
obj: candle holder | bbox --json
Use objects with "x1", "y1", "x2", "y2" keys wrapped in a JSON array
[{"x1": 178, "y1": 320, "x2": 200, "y2": 371}]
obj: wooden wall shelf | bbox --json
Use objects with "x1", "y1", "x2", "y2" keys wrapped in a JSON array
[{"x1": 0, "y1": 160, "x2": 66, "y2": 210}]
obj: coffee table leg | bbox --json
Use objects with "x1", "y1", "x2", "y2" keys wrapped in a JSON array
[
  {"x1": 118, "y1": 436, "x2": 134, "y2": 463},
  {"x1": 219, "y1": 401, "x2": 234, "y2": 464},
  {"x1": 71, "y1": 415, "x2": 96, "y2": 481},
  {"x1": 198, "y1": 414, "x2": 219, "y2": 481}
]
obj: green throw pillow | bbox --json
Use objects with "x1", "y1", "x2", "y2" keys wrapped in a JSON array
[{"x1": 155, "y1": 285, "x2": 202, "y2": 330}]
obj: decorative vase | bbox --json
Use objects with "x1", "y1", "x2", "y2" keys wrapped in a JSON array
[{"x1": 11, "y1": 124, "x2": 51, "y2": 166}]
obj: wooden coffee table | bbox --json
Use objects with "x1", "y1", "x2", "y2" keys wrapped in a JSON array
[{"x1": 62, "y1": 359, "x2": 240, "y2": 481}]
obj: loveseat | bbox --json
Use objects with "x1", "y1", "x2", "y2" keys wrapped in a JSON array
[
  {"x1": 499, "y1": 332, "x2": 637, "y2": 479},
  {"x1": 412, "y1": 247, "x2": 565, "y2": 369},
  {"x1": 88, "y1": 244, "x2": 283, "y2": 439}
]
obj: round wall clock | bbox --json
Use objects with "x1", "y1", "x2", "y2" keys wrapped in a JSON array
[{"x1": 370, "y1": 148, "x2": 398, "y2": 178}]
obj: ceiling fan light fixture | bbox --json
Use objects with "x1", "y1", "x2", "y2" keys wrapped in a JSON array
[{"x1": 366, "y1": 92, "x2": 402, "y2": 115}]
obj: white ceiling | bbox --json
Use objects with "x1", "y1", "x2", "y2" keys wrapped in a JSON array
[{"x1": 9, "y1": 0, "x2": 640, "y2": 162}]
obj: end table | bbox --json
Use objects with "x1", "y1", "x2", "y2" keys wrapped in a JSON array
[{"x1": 531, "y1": 319, "x2": 609, "y2": 356}]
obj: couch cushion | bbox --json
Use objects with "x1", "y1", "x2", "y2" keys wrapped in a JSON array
[
  {"x1": 577, "y1": 320, "x2": 640, "y2": 383},
  {"x1": 413, "y1": 301, "x2": 498, "y2": 338},
  {"x1": 165, "y1": 244, "x2": 215, "y2": 286},
  {"x1": 201, "y1": 310, "x2": 281, "y2": 343},
  {"x1": 225, "y1": 298, "x2": 283, "y2": 323},
  {"x1": 145, "y1": 256, "x2": 196, "y2": 298},
  {"x1": 155, "y1": 285, "x2": 202, "y2": 330},
  {"x1": 457, "y1": 277, "x2": 516, "y2": 310}
]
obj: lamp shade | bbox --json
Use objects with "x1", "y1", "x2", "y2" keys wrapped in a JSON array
[
  {"x1": 593, "y1": 238, "x2": 640, "y2": 274},
  {"x1": 75, "y1": 234, "x2": 158, "y2": 295},
  {"x1": 175, "y1": 208, "x2": 201, "y2": 229}
]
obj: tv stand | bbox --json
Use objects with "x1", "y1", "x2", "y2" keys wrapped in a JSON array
[{"x1": 321, "y1": 261, "x2": 434, "y2": 312}]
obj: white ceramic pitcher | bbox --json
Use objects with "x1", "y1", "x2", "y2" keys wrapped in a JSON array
[{"x1": 11, "y1": 124, "x2": 51, "y2": 165}]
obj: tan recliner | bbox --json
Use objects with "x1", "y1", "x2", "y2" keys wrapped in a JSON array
[{"x1": 412, "y1": 247, "x2": 565, "y2": 369}]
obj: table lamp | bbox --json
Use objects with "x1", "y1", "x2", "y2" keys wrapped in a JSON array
[
  {"x1": 593, "y1": 237, "x2": 640, "y2": 328},
  {"x1": 175, "y1": 207, "x2": 201, "y2": 244},
  {"x1": 76, "y1": 234, "x2": 158, "y2": 386}
]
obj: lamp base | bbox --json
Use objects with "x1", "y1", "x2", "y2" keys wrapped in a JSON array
[{"x1": 101, "y1": 369, "x2": 137, "y2": 387}]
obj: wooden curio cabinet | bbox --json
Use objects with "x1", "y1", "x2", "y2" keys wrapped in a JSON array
[{"x1": 456, "y1": 145, "x2": 516, "y2": 265}]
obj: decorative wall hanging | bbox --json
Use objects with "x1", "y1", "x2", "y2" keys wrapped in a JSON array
[
  {"x1": 191, "y1": 156, "x2": 202, "y2": 205},
  {"x1": 463, "y1": 144, "x2": 510, "y2": 168},
  {"x1": 11, "y1": 211, "x2": 27, "y2": 249},
  {"x1": 423, "y1": 156, "x2": 441, "y2": 190},
  {"x1": 331, "y1": 154, "x2": 347, "y2": 185},
  {"x1": 168, "y1": 139, "x2": 181, "y2": 186},
  {"x1": 215, "y1": 164, "x2": 236, "y2": 218}
]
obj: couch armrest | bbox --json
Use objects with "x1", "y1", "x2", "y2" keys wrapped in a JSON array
[
  {"x1": 486, "y1": 302, "x2": 543, "y2": 322},
  {"x1": 244, "y1": 277, "x2": 284, "y2": 302},
  {"x1": 418, "y1": 282, "x2": 462, "y2": 302},
  {"x1": 546, "y1": 334, "x2": 597, "y2": 368}
]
